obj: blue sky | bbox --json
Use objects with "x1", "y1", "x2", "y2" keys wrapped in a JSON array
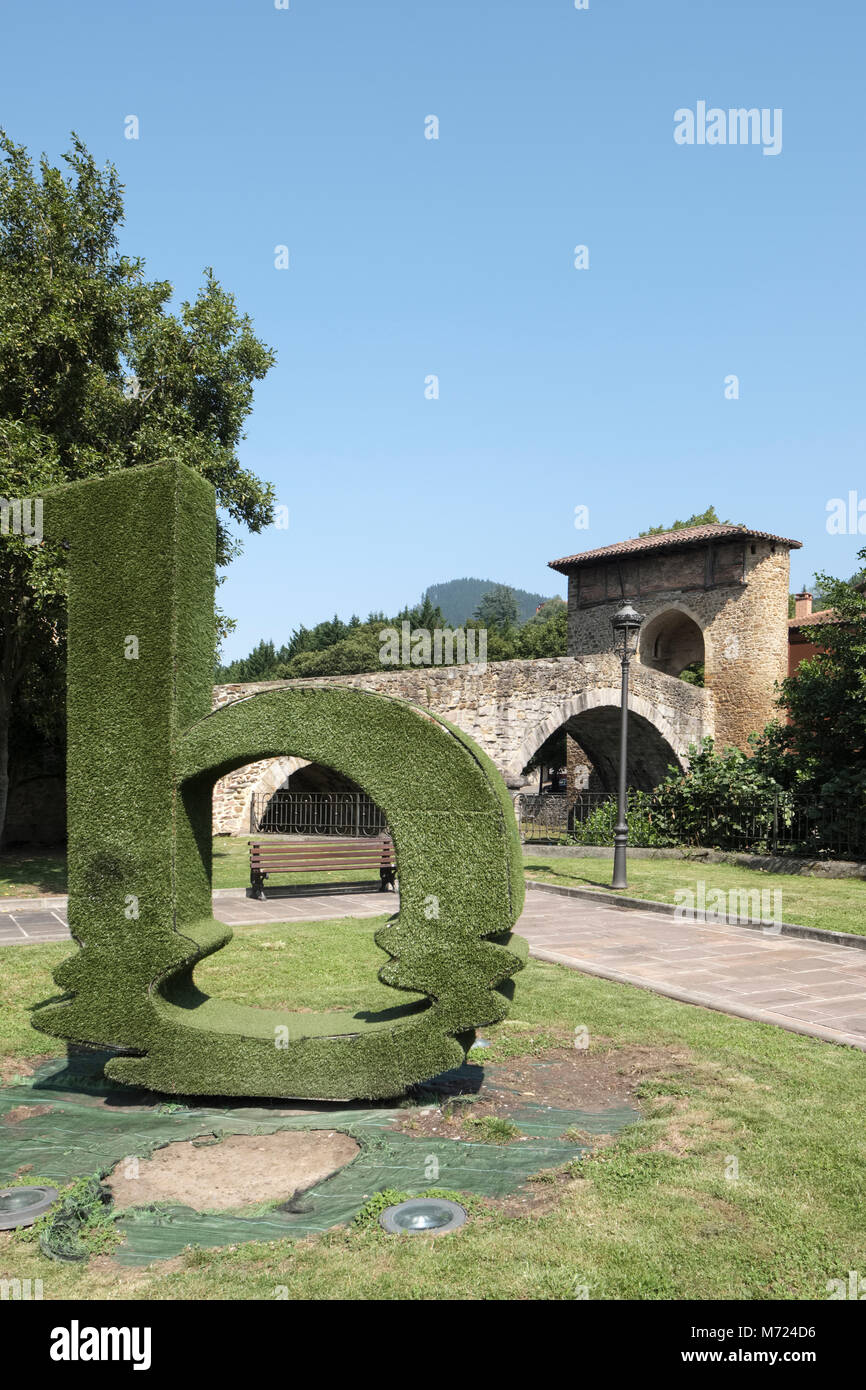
[{"x1": 4, "y1": 0, "x2": 864, "y2": 659}]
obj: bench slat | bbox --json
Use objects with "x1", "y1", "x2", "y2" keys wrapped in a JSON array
[
  {"x1": 251, "y1": 841, "x2": 391, "y2": 852},
  {"x1": 250, "y1": 852, "x2": 393, "y2": 863},
  {"x1": 252, "y1": 860, "x2": 393, "y2": 868},
  {"x1": 249, "y1": 837, "x2": 396, "y2": 899}
]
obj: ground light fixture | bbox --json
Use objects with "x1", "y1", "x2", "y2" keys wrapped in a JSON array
[
  {"x1": 379, "y1": 1198, "x2": 468, "y2": 1234},
  {"x1": 610, "y1": 599, "x2": 645, "y2": 891},
  {"x1": 0, "y1": 1185, "x2": 59, "y2": 1230}
]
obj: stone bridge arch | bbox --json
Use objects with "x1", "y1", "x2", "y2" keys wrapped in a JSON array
[
  {"x1": 211, "y1": 656, "x2": 713, "y2": 832},
  {"x1": 513, "y1": 687, "x2": 689, "y2": 792}
]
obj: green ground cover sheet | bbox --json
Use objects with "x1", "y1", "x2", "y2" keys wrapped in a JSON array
[{"x1": 0, "y1": 1052, "x2": 637, "y2": 1264}]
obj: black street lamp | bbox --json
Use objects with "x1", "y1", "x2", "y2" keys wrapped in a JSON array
[{"x1": 610, "y1": 600, "x2": 644, "y2": 890}]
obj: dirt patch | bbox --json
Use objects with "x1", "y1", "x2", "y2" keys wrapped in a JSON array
[
  {"x1": 3, "y1": 1103, "x2": 53, "y2": 1124},
  {"x1": 0, "y1": 1054, "x2": 54, "y2": 1086},
  {"x1": 398, "y1": 1043, "x2": 690, "y2": 1144},
  {"x1": 493, "y1": 1170, "x2": 583, "y2": 1219},
  {"x1": 106, "y1": 1129, "x2": 360, "y2": 1211}
]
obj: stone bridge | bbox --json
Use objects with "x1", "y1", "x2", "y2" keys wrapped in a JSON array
[{"x1": 211, "y1": 656, "x2": 712, "y2": 834}]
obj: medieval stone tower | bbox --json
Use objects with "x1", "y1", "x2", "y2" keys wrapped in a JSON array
[{"x1": 549, "y1": 522, "x2": 801, "y2": 758}]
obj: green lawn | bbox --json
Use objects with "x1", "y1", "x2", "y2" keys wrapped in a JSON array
[
  {"x1": 524, "y1": 854, "x2": 866, "y2": 938},
  {"x1": 0, "y1": 846, "x2": 66, "y2": 897},
  {"x1": 0, "y1": 837, "x2": 382, "y2": 898},
  {"x1": 2, "y1": 915, "x2": 865, "y2": 1299},
  {"x1": 7, "y1": 839, "x2": 864, "y2": 941}
]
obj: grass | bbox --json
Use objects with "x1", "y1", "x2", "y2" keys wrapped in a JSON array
[
  {"x1": 463, "y1": 1115, "x2": 523, "y2": 1144},
  {"x1": 5, "y1": 840, "x2": 866, "y2": 940},
  {"x1": 524, "y1": 854, "x2": 866, "y2": 937},
  {"x1": 0, "y1": 837, "x2": 382, "y2": 898},
  {"x1": 1, "y1": 913, "x2": 866, "y2": 1299},
  {"x1": 0, "y1": 846, "x2": 66, "y2": 898}
]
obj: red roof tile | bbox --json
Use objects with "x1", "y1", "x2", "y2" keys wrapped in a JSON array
[
  {"x1": 788, "y1": 608, "x2": 841, "y2": 630},
  {"x1": 549, "y1": 523, "x2": 802, "y2": 573}
]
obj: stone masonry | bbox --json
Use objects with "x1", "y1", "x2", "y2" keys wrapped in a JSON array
[
  {"x1": 211, "y1": 523, "x2": 798, "y2": 835},
  {"x1": 553, "y1": 528, "x2": 798, "y2": 753},
  {"x1": 211, "y1": 656, "x2": 711, "y2": 833}
]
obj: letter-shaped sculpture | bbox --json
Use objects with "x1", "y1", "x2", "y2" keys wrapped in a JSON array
[{"x1": 32, "y1": 463, "x2": 527, "y2": 1099}]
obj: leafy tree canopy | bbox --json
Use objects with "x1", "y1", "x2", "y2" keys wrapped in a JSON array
[
  {"x1": 640, "y1": 506, "x2": 740, "y2": 537},
  {"x1": 473, "y1": 583, "x2": 520, "y2": 631},
  {"x1": 0, "y1": 132, "x2": 275, "y2": 842},
  {"x1": 216, "y1": 590, "x2": 568, "y2": 682},
  {"x1": 754, "y1": 548, "x2": 866, "y2": 802}
]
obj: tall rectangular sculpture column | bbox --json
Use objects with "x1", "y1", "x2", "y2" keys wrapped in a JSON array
[{"x1": 38, "y1": 462, "x2": 217, "y2": 1049}]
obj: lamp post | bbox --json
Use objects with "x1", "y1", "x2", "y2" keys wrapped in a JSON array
[{"x1": 610, "y1": 600, "x2": 644, "y2": 890}]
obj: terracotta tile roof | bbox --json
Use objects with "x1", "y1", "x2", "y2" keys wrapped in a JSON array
[
  {"x1": 788, "y1": 608, "x2": 841, "y2": 631},
  {"x1": 549, "y1": 523, "x2": 802, "y2": 573}
]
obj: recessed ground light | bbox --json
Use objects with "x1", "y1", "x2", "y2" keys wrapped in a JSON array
[
  {"x1": 379, "y1": 1198, "x2": 467, "y2": 1235},
  {"x1": 0, "y1": 1185, "x2": 59, "y2": 1230},
  {"x1": 470, "y1": 1037, "x2": 491, "y2": 1050}
]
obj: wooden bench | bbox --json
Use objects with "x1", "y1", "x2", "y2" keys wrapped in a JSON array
[{"x1": 249, "y1": 837, "x2": 396, "y2": 900}]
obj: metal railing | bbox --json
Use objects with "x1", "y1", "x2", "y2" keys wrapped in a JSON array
[
  {"x1": 516, "y1": 793, "x2": 571, "y2": 842},
  {"x1": 251, "y1": 790, "x2": 387, "y2": 836}
]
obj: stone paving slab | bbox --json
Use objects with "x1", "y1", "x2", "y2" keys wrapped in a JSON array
[
  {"x1": 517, "y1": 889, "x2": 866, "y2": 1051},
  {"x1": 0, "y1": 888, "x2": 395, "y2": 943},
  {"x1": 0, "y1": 909, "x2": 69, "y2": 943},
  {"x1": 3, "y1": 884, "x2": 866, "y2": 1050}
]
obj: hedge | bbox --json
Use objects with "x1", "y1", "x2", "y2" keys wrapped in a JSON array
[{"x1": 31, "y1": 461, "x2": 526, "y2": 1099}]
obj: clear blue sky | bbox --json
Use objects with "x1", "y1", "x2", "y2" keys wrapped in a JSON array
[{"x1": 4, "y1": 0, "x2": 864, "y2": 660}]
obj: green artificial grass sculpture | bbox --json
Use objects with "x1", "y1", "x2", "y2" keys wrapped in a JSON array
[{"x1": 31, "y1": 461, "x2": 526, "y2": 1099}]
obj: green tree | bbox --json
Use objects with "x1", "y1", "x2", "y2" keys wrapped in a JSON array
[
  {"x1": 473, "y1": 583, "x2": 520, "y2": 631},
  {"x1": 396, "y1": 595, "x2": 446, "y2": 632},
  {"x1": 275, "y1": 628, "x2": 383, "y2": 678},
  {"x1": 755, "y1": 550, "x2": 866, "y2": 803},
  {"x1": 516, "y1": 597, "x2": 567, "y2": 658},
  {"x1": 640, "y1": 506, "x2": 738, "y2": 537},
  {"x1": 0, "y1": 133, "x2": 275, "y2": 843},
  {"x1": 216, "y1": 639, "x2": 280, "y2": 684}
]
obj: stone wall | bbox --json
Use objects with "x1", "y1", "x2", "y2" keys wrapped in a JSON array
[
  {"x1": 210, "y1": 656, "x2": 711, "y2": 833},
  {"x1": 212, "y1": 755, "x2": 307, "y2": 836},
  {"x1": 566, "y1": 537, "x2": 790, "y2": 751}
]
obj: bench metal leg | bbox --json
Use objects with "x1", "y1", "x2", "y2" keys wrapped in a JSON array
[
  {"x1": 380, "y1": 867, "x2": 396, "y2": 892},
  {"x1": 251, "y1": 870, "x2": 267, "y2": 901}
]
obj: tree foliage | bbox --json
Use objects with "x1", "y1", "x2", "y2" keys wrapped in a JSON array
[
  {"x1": 640, "y1": 506, "x2": 738, "y2": 537},
  {"x1": 216, "y1": 594, "x2": 568, "y2": 683},
  {"x1": 0, "y1": 133, "x2": 275, "y2": 842},
  {"x1": 473, "y1": 583, "x2": 520, "y2": 631},
  {"x1": 754, "y1": 549, "x2": 866, "y2": 803}
]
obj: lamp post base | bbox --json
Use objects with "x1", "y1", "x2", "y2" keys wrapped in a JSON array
[{"x1": 612, "y1": 828, "x2": 628, "y2": 890}]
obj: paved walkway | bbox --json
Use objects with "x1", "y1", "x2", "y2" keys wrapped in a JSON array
[
  {"x1": 3, "y1": 885, "x2": 866, "y2": 1051},
  {"x1": 0, "y1": 886, "x2": 394, "y2": 944},
  {"x1": 0, "y1": 905, "x2": 69, "y2": 944},
  {"x1": 518, "y1": 888, "x2": 866, "y2": 1051}
]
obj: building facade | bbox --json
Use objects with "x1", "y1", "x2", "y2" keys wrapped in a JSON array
[{"x1": 549, "y1": 522, "x2": 801, "y2": 754}]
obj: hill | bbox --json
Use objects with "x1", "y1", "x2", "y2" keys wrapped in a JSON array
[{"x1": 423, "y1": 577, "x2": 555, "y2": 627}]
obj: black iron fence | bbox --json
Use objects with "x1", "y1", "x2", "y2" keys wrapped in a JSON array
[
  {"x1": 251, "y1": 791, "x2": 387, "y2": 836},
  {"x1": 517, "y1": 790, "x2": 866, "y2": 860},
  {"x1": 253, "y1": 787, "x2": 862, "y2": 858},
  {"x1": 515, "y1": 793, "x2": 571, "y2": 841}
]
